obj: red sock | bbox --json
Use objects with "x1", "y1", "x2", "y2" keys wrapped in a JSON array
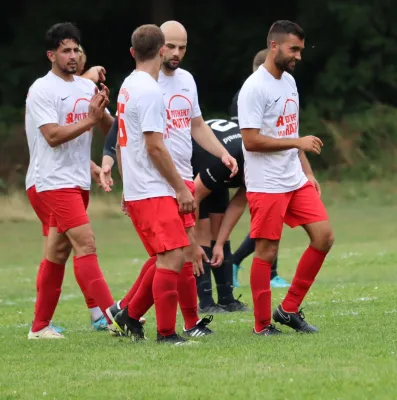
[
  {"x1": 153, "y1": 268, "x2": 179, "y2": 337},
  {"x1": 250, "y1": 257, "x2": 272, "y2": 332},
  {"x1": 177, "y1": 262, "x2": 199, "y2": 330},
  {"x1": 73, "y1": 254, "x2": 114, "y2": 323},
  {"x1": 73, "y1": 259, "x2": 98, "y2": 309},
  {"x1": 282, "y1": 245, "x2": 328, "y2": 313},
  {"x1": 120, "y1": 256, "x2": 157, "y2": 309},
  {"x1": 35, "y1": 259, "x2": 45, "y2": 293},
  {"x1": 32, "y1": 259, "x2": 65, "y2": 332},
  {"x1": 127, "y1": 263, "x2": 156, "y2": 320}
]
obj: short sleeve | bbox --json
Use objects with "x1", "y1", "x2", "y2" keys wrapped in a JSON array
[
  {"x1": 191, "y1": 79, "x2": 202, "y2": 119},
  {"x1": 237, "y1": 82, "x2": 267, "y2": 129},
  {"x1": 199, "y1": 160, "x2": 230, "y2": 191},
  {"x1": 27, "y1": 86, "x2": 58, "y2": 128},
  {"x1": 137, "y1": 89, "x2": 165, "y2": 134}
]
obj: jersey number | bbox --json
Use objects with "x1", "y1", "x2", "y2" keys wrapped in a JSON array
[
  {"x1": 206, "y1": 119, "x2": 238, "y2": 132},
  {"x1": 117, "y1": 102, "x2": 127, "y2": 147}
]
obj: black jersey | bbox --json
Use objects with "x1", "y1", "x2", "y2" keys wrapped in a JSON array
[
  {"x1": 192, "y1": 119, "x2": 244, "y2": 191},
  {"x1": 229, "y1": 89, "x2": 240, "y2": 124},
  {"x1": 103, "y1": 117, "x2": 118, "y2": 161}
]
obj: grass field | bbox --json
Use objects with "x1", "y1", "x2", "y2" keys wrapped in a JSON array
[{"x1": 1, "y1": 182, "x2": 397, "y2": 399}]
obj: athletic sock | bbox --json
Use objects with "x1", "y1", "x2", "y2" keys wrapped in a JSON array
[
  {"x1": 178, "y1": 262, "x2": 199, "y2": 329},
  {"x1": 73, "y1": 254, "x2": 114, "y2": 323},
  {"x1": 195, "y1": 246, "x2": 216, "y2": 309},
  {"x1": 153, "y1": 268, "x2": 179, "y2": 337},
  {"x1": 250, "y1": 257, "x2": 272, "y2": 332},
  {"x1": 127, "y1": 263, "x2": 156, "y2": 320},
  {"x1": 212, "y1": 241, "x2": 234, "y2": 305},
  {"x1": 232, "y1": 234, "x2": 255, "y2": 266},
  {"x1": 120, "y1": 256, "x2": 156, "y2": 309},
  {"x1": 89, "y1": 307, "x2": 103, "y2": 322},
  {"x1": 271, "y1": 257, "x2": 278, "y2": 280},
  {"x1": 32, "y1": 259, "x2": 65, "y2": 332},
  {"x1": 282, "y1": 246, "x2": 327, "y2": 313}
]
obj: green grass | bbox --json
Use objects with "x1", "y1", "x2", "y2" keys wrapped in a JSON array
[{"x1": 1, "y1": 182, "x2": 397, "y2": 399}]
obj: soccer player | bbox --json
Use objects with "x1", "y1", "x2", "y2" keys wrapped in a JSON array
[
  {"x1": 230, "y1": 49, "x2": 290, "y2": 289},
  {"x1": 102, "y1": 21, "x2": 238, "y2": 339},
  {"x1": 25, "y1": 40, "x2": 112, "y2": 333},
  {"x1": 191, "y1": 118, "x2": 249, "y2": 313},
  {"x1": 26, "y1": 22, "x2": 115, "y2": 339},
  {"x1": 238, "y1": 20, "x2": 334, "y2": 336},
  {"x1": 107, "y1": 24, "x2": 199, "y2": 345}
]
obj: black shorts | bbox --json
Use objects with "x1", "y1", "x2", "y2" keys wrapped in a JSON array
[{"x1": 199, "y1": 188, "x2": 230, "y2": 220}]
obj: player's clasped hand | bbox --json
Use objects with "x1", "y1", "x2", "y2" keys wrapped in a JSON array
[
  {"x1": 298, "y1": 135, "x2": 323, "y2": 155},
  {"x1": 176, "y1": 186, "x2": 196, "y2": 214},
  {"x1": 88, "y1": 90, "x2": 109, "y2": 122},
  {"x1": 221, "y1": 153, "x2": 239, "y2": 178},
  {"x1": 99, "y1": 165, "x2": 113, "y2": 192},
  {"x1": 210, "y1": 243, "x2": 224, "y2": 267}
]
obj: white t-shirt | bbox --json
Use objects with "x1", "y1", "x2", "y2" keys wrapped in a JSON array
[
  {"x1": 25, "y1": 71, "x2": 97, "y2": 192},
  {"x1": 118, "y1": 70, "x2": 174, "y2": 201},
  {"x1": 238, "y1": 66, "x2": 307, "y2": 193},
  {"x1": 158, "y1": 68, "x2": 201, "y2": 181}
]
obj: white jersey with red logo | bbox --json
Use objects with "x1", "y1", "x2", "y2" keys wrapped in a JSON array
[
  {"x1": 25, "y1": 71, "x2": 96, "y2": 192},
  {"x1": 118, "y1": 70, "x2": 174, "y2": 201},
  {"x1": 158, "y1": 68, "x2": 201, "y2": 181},
  {"x1": 238, "y1": 66, "x2": 307, "y2": 193}
]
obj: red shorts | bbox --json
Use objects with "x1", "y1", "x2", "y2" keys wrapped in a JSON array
[
  {"x1": 181, "y1": 180, "x2": 196, "y2": 229},
  {"x1": 247, "y1": 181, "x2": 328, "y2": 240},
  {"x1": 37, "y1": 188, "x2": 90, "y2": 233},
  {"x1": 126, "y1": 196, "x2": 190, "y2": 257},
  {"x1": 27, "y1": 185, "x2": 50, "y2": 236}
]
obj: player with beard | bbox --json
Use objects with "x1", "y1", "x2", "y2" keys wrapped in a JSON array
[
  {"x1": 238, "y1": 20, "x2": 334, "y2": 336},
  {"x1": 229, "y1": 48, "x2": 291, "y2": 289},
  {"x1": 26, "y1": 22, "x2": 115, "y2": 339},
  {"x1": 101, "y1": 21, "x2": 238, "y2": 339}
]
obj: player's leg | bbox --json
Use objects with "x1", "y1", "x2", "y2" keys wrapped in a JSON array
[
  {"x1": 29, "y1": 224, "x2": 71, "y2": 339},
  {"x1": 273, "y1": 182, "x2": 334, "y2": 333},
  {"x1": 177, "y1": 181, "x2": 213, "y2": 337},
  {"x1": 195, "y1": 195, "x2": 227, "y2": 314},
  {"x1": 179, "y1": 226, "x2": 213, "y2": 337},
  {"x1": 246, "y1": 192, "x2": 289, "y2": 336},
  {"x1": 232, "y1": 233, "x2": 254, "y2": 287},
  {"x1": 47, "y1": 189, "x2": 114, "y2": 323},
  {"x1": 113, "y1": 197, "x2": 190, "y2": 344},
  {"x1": 208, "y1": 189, "x2": 250, "y2": 312}
]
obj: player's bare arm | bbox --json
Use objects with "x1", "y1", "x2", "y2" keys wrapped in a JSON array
[
  {"x1": 299, "y1": 150, "x2": 321, "y2": 196},
  {"x1": 211, "y1": 187, "x2": 247, "y2": 266},
  {"x1": 241, "y1": 128, "x2": 323, "y2": 154},
  {"x1": 81, "y1": 66, "x2": 106, "y2": 83},
  {"x1": 191, "y1": 116, "x2": 238, "y2": 177},
  {"x1": 144, "y1": 131, "x2": 195, "y2": 214},
  {"x1": 40, "y1": 92, "x2": 108, "y2": 147}
]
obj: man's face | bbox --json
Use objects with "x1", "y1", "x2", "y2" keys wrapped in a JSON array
[
  {"x1": 162, "y1": 39, "x2": 187, "y2": 70},
  {"x1": 47, "y1": 39, "x2": 80, "y2": 74},
  {"x1": 273, "y1": 34, "x2": 304, "y2": 74}
]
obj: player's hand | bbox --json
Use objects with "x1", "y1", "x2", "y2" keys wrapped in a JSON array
[
  {"x1": 90, "y1": 162, "x2": 102, "y2": 186},
  {"x1": 210, "y1": 243, "x2": 224, "y2": 267},
  {"x1": 121, "y1": 193, "x2": 129, "y2": 216},
  {"x1": 176, "y1": 186, "x2": 196, "y2": 214},
  {"x1": 192, "y1": 245, "x2": 208, "y2": 277},
  {"x1": 221, "y1": 152, "x2": 238, "y2": 178},
  {"x1": 81, "y1": 66, "x2": 106, "y2": 83},
  {"x1": 98, "y1": 83, "x2": 110, "y2": 100},
  {"x1": 99, "y1": 164, "x2": 113, "y2": 192},
  {"x1": 89, "y1": 91, "x2": 108, "y2": 122},
  {"x1": 307, "y1": 173, "x2": 321, "y2": 197},
  {"x1": 298, "y1": 136, "x2": 323, "y2": 154}
]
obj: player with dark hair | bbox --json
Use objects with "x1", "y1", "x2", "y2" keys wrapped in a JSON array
[
  {"x1": 238, "y1": 20, "x2": 334, "y2": 336},
  {"x1": 26, "y1": 22, "x2": 115, "y2": 339}
]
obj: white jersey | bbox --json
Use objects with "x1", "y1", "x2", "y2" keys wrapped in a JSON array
[
  {"x1": 25, "y1": 71, "x2": 97, "y2": 192},
  {"x1": 238, "y1": 66, "x2": 307, "y2": 193},
  {"x1": 159, "y1": 68, "x2": 201, "y2": 181},
  {"x1": 118, "y1": 70, "x2": 174, "y2": 201}
]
